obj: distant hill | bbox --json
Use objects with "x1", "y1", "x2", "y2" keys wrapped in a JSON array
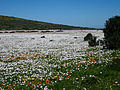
[{"x1": 0, "y1": 15, "x2": 96, "y2": 30}]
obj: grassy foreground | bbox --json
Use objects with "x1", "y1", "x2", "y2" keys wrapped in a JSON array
[
  {"x1": 48, "y1": 49, "x2": 120, "y2": 90},
  {"x1": 0, "y1": 48, "x2": 120, "y2": 90},
  {"x1": 49, "y1": 61, "x2": 120, "y2": 90}
]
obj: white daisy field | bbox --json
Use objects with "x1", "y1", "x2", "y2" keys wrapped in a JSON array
[{"x1": 0, "y1": 30, "x2": 104, "y2": 89}]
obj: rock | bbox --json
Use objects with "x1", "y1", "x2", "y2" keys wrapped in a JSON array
[
  {"x1": 31, "y1": 38, "x2": 35, "y2": 39},
  {"x1": 74, "y1": 37, "x2": 78, "y2": 39},
  {"x1": 55, "y1": 30, "x2": 63, "y2": 32},
  {"x1": 10, "y1": 31, "x2": 15, "y2": 33},
  {"x1": 41, "y1": 31, "x2": 53, "y2": 33},
  {"x1": 41, "y1": 36, "x2": 45, "y2": 38},
  {"x1": 49, "y1": 40, "x2": 54, "y2": 42}
]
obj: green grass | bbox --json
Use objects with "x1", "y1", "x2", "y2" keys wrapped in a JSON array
[
  {"x1": 49, "y1": 62, "x2": 120, "y2": 90},
  {"x1": 48, "y1": 49, "x2": 120, "y2": 90}
]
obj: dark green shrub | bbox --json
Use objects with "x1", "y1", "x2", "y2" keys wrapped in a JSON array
[
  {"x1": 88, "y1": 37, "x2": 97, "y2": 47},
  {"x1": 103, "y1": 16, "x2": 120, "y2": 49},
  {"x1": 108, "y1": 58, "x2": 120, "y2": 71},
  {"x1": 84, "y1": 33, "x2": 93, "y2": 41},
  {"x1": 96, "y1": 40, "x2": 104, "y2": 46}
]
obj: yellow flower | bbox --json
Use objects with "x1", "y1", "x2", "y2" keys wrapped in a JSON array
[
  {"x1": 101, "y1": 58, "x2": 107, "y2": 61},
  {"x1": 31, "y1": 78, "x2": 35, "y2": 80}
]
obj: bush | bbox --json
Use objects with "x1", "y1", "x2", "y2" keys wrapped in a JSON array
[
  {"x1": 103, "y1": 16, "x2": 120, "y2": 49},
  {"x1": 96, "y1": 40, "x2": 104, "y2": 46},
  {"x1": 88, "y1": 36, "x2": 97, "y2": 47},
  {"x1": 108, "y1": 58, "x2": 120, "y2": 71},
  {"x1": 84, "y1": 33, "x2": 93, "y2": 41}
]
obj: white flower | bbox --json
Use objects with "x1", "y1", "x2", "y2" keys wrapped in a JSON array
[
  {"x1": 82, "y1": 77, "x2": 85, "y2": 80},
  {"x1": 63, "y1": 88, "x2": 65, "y2": 90},
  {"x1": 115, "y1": 81, "x2": 118, "y2": 84},
  {"x1": 100, "y1": 72, "x2": 102, "y2": 74}
]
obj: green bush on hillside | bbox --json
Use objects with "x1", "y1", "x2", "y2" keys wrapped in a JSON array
[{"x1": 103, "y1": 16, "x2": 120, "y2": 49}]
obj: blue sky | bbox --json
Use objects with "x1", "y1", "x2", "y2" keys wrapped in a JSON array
[{"x1": 0, "y1": 0, "x2": 120, "y2": 28}]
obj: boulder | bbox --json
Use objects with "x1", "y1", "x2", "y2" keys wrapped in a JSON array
[{"x1": 41, "y1": 36, "x2": 45, "y2": 38}]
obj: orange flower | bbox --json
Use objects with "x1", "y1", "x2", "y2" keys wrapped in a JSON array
[
  {"x1": 11, "y1": 55, "x2": 15, "y2": 58},
  {"x1": 62, "y1": 77, "x2": 65, "y2": 79},
  {"x1": 46, "y1": 79, "x2": 50, "y2": 83},
  {"x1": 1, "y1": 60, "x2": 4, "y2": 62},
  {"x1": 31, "y1": 78, "x2": 35, "y2": 80},
  {"x1": 8, "y1": 86, "x2": 11, "y2": 88},
  {"x1": 12, "y1": 83, "x2": 15, "y2": 86},
  {"x1": 37, "y1": 81, "x2": 41, "y2": 85},
  {"x1": 87, "y1": 63, "x2": 90, "y2": 65},
  {"x1": 31, "y1": 84, "x2": 36, "y2": 87},
  {"x1": 39, "y1": 55, "x2": 45, "y2": 58},
  {"x1": 2, "y1": 83, "x2": 4, "y2": 85},
  {"x1": 53, "y1": 76, "x2": 60, "y2": 79},
  {"x1": 20, "y1": 56, "x2": 27, "y2": 60},
  {"x1": 26, "y1": 81, "x2": 29, "y2": 86},
  {"x1": 67, "y1": 76, "x2": 70, "y2": 78},
  {"x1": 24, "y1": 78, "x2": 27, "y2": 81},
  {"x1": 6, "y1": 55, "x2": 10, "y2": 58},
  {"x1": 77, "y1": 62, "x2": 84, "y2": 66},
  {"x1": 33, "y1": 56, "x2": 37, "y2": 59},
  {"x1": 90, "y1": 58, "x2": 95, "y2": 62}
]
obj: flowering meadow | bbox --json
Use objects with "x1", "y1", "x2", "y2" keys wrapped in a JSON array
[{"x1": 0, "y1": 30, "x2": 120, "y2": 90}]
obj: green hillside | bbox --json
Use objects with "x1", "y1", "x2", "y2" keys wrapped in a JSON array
[{"x1": 0, "y1": 15, "x2": 96, "y2": 30}]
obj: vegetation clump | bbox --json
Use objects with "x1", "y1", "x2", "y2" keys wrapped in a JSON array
[
  {"x1": 108, "y1": 58, "x2": 120, "y2": 71},
  {"x1": 0, "y1": 15, "x2": 96, "y2": 30},
  {"x1": 88, "y1": 37, "x2": 97, "y2": 47},
  {"x1": 84, "y1": 33, "x2": 93, "y2": 41},
  {"x1": 103, "y1": 16, "x2": 120, "y2": 49},
  {"x1": 84, "y1": 33, "x2": 97, "y2": 47}
]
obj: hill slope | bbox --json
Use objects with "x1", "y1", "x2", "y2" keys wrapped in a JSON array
[{"x1": 0, "y1": 15, "x2": 95, "y2": 30}]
